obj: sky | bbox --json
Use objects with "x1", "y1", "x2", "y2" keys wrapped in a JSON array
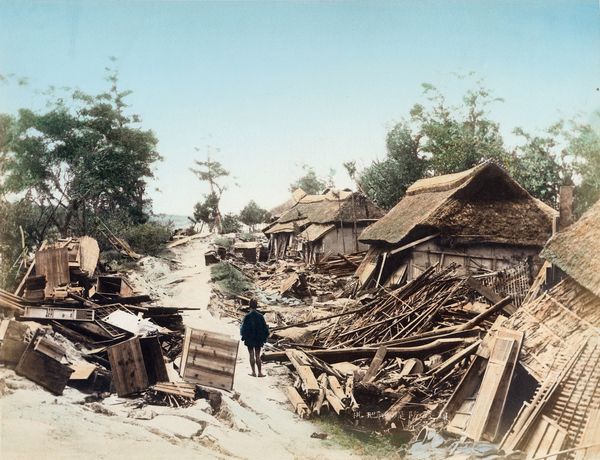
[{"x1": 1, "y1": 1, "x2": 599, "y2": 216}]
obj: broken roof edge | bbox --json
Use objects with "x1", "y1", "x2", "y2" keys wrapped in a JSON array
[{"x1": 541, "y1": 198, "x2": 600, "y2": 298}]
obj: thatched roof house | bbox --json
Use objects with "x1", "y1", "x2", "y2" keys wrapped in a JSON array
[
  {"x1": 356, "y1": 161, "x2": 557, "y2": 289},
  {"x1": 264, "y1": 189, "x2": 383, "y2": 262},
  {"x1": 541, "y1": 198, "x2": 600, "y2": 298}
]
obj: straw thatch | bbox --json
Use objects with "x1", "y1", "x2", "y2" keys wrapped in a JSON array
[
  {"x1": 263, "y1": 219, "x2": 309, "y2": 235},
  {"x1": 360, "y1": 161, "x2": 555, "y2": 247},
  {"x1": 269, "y1": 188, "x2": 308, "y2": 219},
  {"x1": 542, "y1": 198, "x2": 600, "y2": 298},
  {"x1": 276, "y1": 191, "x2": 383, "y2": 226},
  {"x1": 298, "y1": 223, "x2": 335, "y2": 242}
]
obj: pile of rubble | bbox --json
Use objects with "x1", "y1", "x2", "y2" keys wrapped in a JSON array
[
  {"x1": 263, "y1": 264, "x2": 511, "y2": 433},
  {"x1": 0, "y1": 236, "x2": 235, "y2": 408}
]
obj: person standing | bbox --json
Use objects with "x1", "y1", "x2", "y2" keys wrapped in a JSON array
[{"x1": 240, "y1": 298, "x2": 269, "y2": 377}]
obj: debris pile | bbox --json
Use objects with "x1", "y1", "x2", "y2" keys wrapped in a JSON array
[
  {"x1": 263, "y1": 264, "x2": 512, "y2": 433},
  {"x1": 0, "y1": 235, "x2": 239, "y2": 410}
]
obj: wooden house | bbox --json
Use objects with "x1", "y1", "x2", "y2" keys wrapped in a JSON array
[
  {"x1": 356, "y1": 161, "x2": 557, "y2": 290},
  {"x1": 264, "y1": 189, "x2": 383, "y2": 263}
]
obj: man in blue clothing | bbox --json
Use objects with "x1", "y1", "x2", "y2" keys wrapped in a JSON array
[{"x1": 240, "y1": 298, "x2": 269, "y2": 377}]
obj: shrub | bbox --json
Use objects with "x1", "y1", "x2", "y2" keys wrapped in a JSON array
[
  {"x1": 122, "y1": 222, "x2": 173, "y2": 256},
  {"x1": 221, "y1": 213, "x2": 241, "y2": 234},
  {"x1": 210, "y1": 262, "x2": 250, "y2": 296}
]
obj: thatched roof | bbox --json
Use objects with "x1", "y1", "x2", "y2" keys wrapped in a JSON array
[
  {"x1": 274, "y1": 190, "x2": 383, "y2": 227},
  {"x1": 269, "y1": 188, "x2": 308, "y2": 219},
  {"x1": 299, "y1": 224, "x2": 335, "y2": 242},
  {"x1": 263, "y1": 219, "x2": 309, "y2": 235},
  {"x1": 542, "y1": 199, "x2": 600, "y2": 297},
  {"x1": 360, "y1": 161, "x2": 555, "y2": 247}
]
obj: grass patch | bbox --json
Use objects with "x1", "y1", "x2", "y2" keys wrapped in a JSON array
[
  {"x1": 313, "y1": 416, "x2": 404, "y2": 459},
  {"x1": 210, "y1": 262, "x2": 251, "y2": 296}
]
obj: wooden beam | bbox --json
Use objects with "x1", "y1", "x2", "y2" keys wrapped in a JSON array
[
  {"x1": 263, "y1": 338, "x2": 475, "y2": 363},
  {"x1": 466, "y1": 277, "x2": 516, "y2": 315},
  {"x1": 362, "y1": 346, "x2": 387, "y2": 383}
]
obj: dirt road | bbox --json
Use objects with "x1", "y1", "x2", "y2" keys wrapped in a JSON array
[{"x1": 0, "y1": 238, "x2": 358, "y2": 460}]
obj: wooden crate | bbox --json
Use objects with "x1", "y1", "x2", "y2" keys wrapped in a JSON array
[
  {"x1": 107, "y1": 337, "x2": 149, "y2": 396},
  {"x1": 180, "y1": 328, "x2": 239, "y2": 391}
]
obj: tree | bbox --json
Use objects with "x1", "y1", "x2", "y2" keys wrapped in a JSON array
[
  {"x1": 190, "y1": 148, "x2": 229, "y2": 232},
  {"x1": 191, "y1": 192, "x2": 220, "y2": 230},
  {"x1": 239, "y1": 200, "x2": 271, "y2": 231},
  {"x1": 289, "y1": 165, "x2": 326, "y2": 195},
  {"x1": 359, "y1": 122, "x2": 426, "y2": 209},
  {"x1": 568, "y1": 119, "x2": 600, "y2": 215},
  {"x1": 508, "y1": 125, "x2": 568, "y2": 208},
  {"x1": 410, "y1": 82, "x2": 509, "y2": 174},
  {"x1": 0, "y1": 62, "x2": 161, "y2": 236},
  {"x1": 221, "y1": 213, "x2": 241, "y2": 234}
]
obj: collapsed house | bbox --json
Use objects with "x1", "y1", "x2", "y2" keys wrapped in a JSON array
[
  {"x1": 264, "y1": 189, "x2": 383, "y2": 263},
  {"x1": 442, "y1": 198, "x2": 600, "y2": 459},
  {"x1": 356, "y1": 161, "x2": 557, "y2": 299}
]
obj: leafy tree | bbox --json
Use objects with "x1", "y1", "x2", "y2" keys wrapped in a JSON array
[
  {"x1": 191, "y1": 192, "x2": 220, "y2": 230},
  {"x1": 508, "y1": 125, "x2": 569, "y2": 208},
  {"x1": 359, "y1": 122, "x2": 426, "y2": 209},
  {"x1": 190, "y1": 149, "x2": 229, "y2": 232},
  {"x1": 568, "y1": 119, "x2": 600, "y2": 215},
  {"x1": 0, "y1": 63, "x2": 161, "y2": 236},
  {"x1": 289, "y1": 165, "x2": 326, "y2": 195},
  {"x1": 221, "y1": 213, "x2": 241, "y2": 234},
  {"x1": 410, "y1": 82, "x2": 509, "y2": 174},
  {"x1": 239, "y1": 200, "x2": 271, "y2": 231}
]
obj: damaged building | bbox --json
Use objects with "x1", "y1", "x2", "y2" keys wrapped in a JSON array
[
  {"x1": 356, "y1": 161, "x2": 557, "y2": 297},
  {"x1": 263, "y1": 189, "x2": 383, "y2": 263},
  {"x1": 442, "y1": 198, "x2": 600, "y2": 459}
]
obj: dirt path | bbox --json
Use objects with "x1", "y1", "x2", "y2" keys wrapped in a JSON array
[{"x1": 0, "y1": 238, "x2": 360, "y2": 460}]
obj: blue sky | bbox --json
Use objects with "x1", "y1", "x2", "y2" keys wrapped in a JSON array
[{"x1": 1, "y1": 1, "x2": 598, "y2": 216}]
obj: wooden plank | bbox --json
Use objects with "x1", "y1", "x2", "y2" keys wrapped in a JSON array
[
  {"x1": 14, "y1": 241, "x2": 46, "y2": 296},
  {"x1": 523, "y1": 415, "x2": 567, "y2": 460},
  {"x1": 464, "y1": 334, "x2": 518, "y2": 441},
  {"x1": 69, "y1": 363, "x2": 97, "y2": 380},
  {"x1": 325, "y1": 388, "x2": 346, "y2": 414},
  {"x1": 327, "y1": 375, "x2": 347, "y2": 402},
  {"x1": 78, "y1": 236, "x2": 100, "y2": 275},
  {"x1": 483, "y1": 329, "x2": 523, "y2": 441},
  {"x1": 107, "y1": 337, "x2": 149, "y2": 396},
  {"x1": 383, "y1": 392, "x2": 414, "y2": 424},
  {"x1": 0, "y1": 321, "x2": 29, "y2": 366},
  {"x1": 286, "y1": 350, "x2": 320, "y2": 394},
  {"x1": 35, "y1": 246, "x2": 70, "y2": 298},
  {"x1": 22, "y1": 306, "x2": 95, "y2": 322},
  {"x1": 362, "y1": 346, "x2": 387, "y2": 383},
  {"x1": 575, "y1": 408, "x2": 600, "y2": 460},
  {"x1": 16, "y1": 332, "x2": 73, "y2": 395},
  {"x1": 180, "y1": 328, "x2": 239, "y2": 391},
  {"x1": 313, "y1": 373, "x2": 328, "y2": 415},
  {"x1": 286, "y1": 386, "x2": 310, "y2": 418},
  {"x1": 466, "y1": 276, "x2": 517, "y2": 315}
]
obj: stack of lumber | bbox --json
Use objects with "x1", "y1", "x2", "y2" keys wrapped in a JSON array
[{"x1": 315, "y1": 252, "x2": 366, "y2": 277}]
